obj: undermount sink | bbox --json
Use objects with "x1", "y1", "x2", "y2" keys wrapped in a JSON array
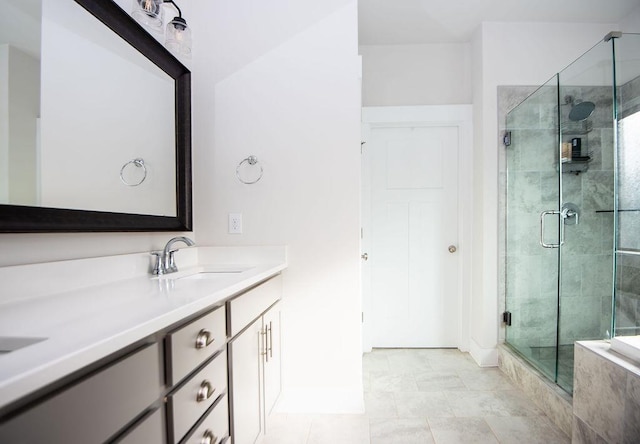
[
  {"x1": 155, "y1": 265, "x2": 254, "y2": 281},
  {"x1": 178, "y1": 271, "x2": 245, "y2": 281},
  {"x1": 0, "y1": 336, "x2": 47, "y2": 354}
]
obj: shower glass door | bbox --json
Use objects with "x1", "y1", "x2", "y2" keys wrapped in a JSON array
[
  {"x1": 504, "y1": 76, "x2": 561, "y2": 381},
  {"x1": 614, "y1": 33, "x2": 640, "y2": 339},
  {"x1": 557, "y1": 39, "x2": 615, "y2": 393}
]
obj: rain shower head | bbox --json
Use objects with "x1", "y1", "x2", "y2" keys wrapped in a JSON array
[{"x1": 569, "y1": 101, "x2": 596, "y2": 121}]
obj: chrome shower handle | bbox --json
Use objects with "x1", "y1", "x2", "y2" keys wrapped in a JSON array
[
  {"x1": 540, "y1": 210, "x2": 563, "y2": 248},
  {"x1": 561, "y1": 202, "x2": 580, "y2": 226}
]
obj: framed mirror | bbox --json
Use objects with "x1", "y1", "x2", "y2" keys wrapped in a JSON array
[{"x1": 0, "y1": 0, "x2": 192, "y2": 232}]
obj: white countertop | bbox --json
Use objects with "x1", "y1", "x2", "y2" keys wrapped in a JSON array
[{"x1": 0, "y1": 247, "x2": 286, "y2": 410}]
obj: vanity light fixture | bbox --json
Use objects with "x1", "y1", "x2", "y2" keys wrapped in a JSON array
[
  {"x1": 132, "y1": 0, "x2": 192, "y2": 57},
  {"x1": 132, "y1": 0, "x2": 164, "y2": 32}
]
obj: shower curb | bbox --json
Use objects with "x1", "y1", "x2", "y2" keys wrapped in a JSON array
[{"x1": 498, "y1": 344, "x2": 573, "y2": 437}]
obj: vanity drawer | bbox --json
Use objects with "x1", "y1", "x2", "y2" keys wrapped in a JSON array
[
  {"x1": 166, "y1": 305, "x2": 226, "y2": 385},
  {"x1": 229, "y1": 274, "x2": 282, "y2": 337},
  {"x1": 0, "y1": 343, "x2": 161, "y2": 444},
  {"x1": 183, "y1": 398, "x2": 229, "y2": 444},
  {"x1": 167, "y1": 352, "x2": 227, "y2": 443}
]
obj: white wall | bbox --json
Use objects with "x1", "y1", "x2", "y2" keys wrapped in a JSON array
[
  {"x1": 190, "y1": 1, "x2": 362, "y2": 412},
  {"x1": 7, "y1": 47, "x2": 39, "y2": 206},
  {"x1": 0, "y1": 44, "x2": 7, "y2": 202},
  {"x1": 620, "y1": 4, "x2": 640, "y2": 32},
  {"x1": 208, "y1": 0, "x2": 354, "y2": 84},
  {"x1": 0, "y1": 45, "x2": 39, "y2": 205},
  {"x1": 469, "y1": 21, "x2": 618, "y2": 365},
  {"x1": 470, "y1": 25, "x2": 486, "y2": 363},
  {"x1": 359, "y1": 43, "x2": 471, "y2": 106}
]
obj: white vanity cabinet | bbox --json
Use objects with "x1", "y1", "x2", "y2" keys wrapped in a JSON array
[{"x1": 228, "y1": 275, "x2": 282, "y2": 444}]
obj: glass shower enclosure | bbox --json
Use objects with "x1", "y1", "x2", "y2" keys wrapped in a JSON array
[{"x1": 503, "y1": 33, "x2": 640, "y2": 394}]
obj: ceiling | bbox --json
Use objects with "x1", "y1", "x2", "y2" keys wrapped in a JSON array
[{"x1": 359, "y1": 0, "x2": 640, "y2": 45}]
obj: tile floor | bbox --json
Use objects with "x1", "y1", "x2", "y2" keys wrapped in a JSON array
[{"x1": 263, "y1": 348, "x2": 570, "y2": 444}]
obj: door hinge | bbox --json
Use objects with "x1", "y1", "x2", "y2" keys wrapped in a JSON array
[
  {"x1": 503, "y1": 131, "x2": 511, "y2": 147},
  {"x1": 361, "y1": 227, "x2": 363, "y2": 239},
  {"x1": 361, "y1": 141, "x2": 366, "y2": 153},
  {"x1": 362, "y1": 312, "x2": 364, "y2": 323},
  {"x1": 502, "y1": 311, "x2": 512, "y2": 326}
]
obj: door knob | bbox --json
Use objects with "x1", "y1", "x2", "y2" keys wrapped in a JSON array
[
  {"x1": 448, "y1": 245, "x2": 457, "y2": 253},
  {"x1": 361, "y1": 253, "x2": 368, "y2": 261}
]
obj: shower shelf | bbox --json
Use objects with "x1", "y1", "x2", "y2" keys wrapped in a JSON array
[{"x1": 560, "y1": 156, "x2": 591, "y2": 174}]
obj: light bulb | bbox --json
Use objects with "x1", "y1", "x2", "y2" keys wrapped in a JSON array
[
  {"x1": 132, "y1": 0, "x2": 164, "y2": 32},
  {"x1": 165, "y1": 17, "x2": 192, "y2": 57}
]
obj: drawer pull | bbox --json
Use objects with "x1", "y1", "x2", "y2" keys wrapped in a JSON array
[
  {"x1": 201, "y1": 429, "x2": 217, "y2": 444},
  {"x1": 196, "y1": 380, "x2": 215, "y2": 402},
  {"x1": 195, "y1": 329, "x2": 215, "y2": 349},
  {"x1": 268, "y1": 321, "x2": 273, "y2": 359},
  {"x1": 260, "y1": 328, "x2": 267, "y2": 357}
]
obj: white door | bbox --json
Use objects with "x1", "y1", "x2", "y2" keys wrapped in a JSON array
[{"x1": 364, "y1": 122, "x2": 460, "y2": 348}]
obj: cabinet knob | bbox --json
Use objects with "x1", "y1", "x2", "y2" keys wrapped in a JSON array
[
  {"x1": 195, "y1": 329, "x2": 215, "y2": 349},
  {"x1": 361, "y1": 253, "x2": 368, "y2": 261},
  {"x1": 448, "y1": 245, "x2": 457, "y2": 253},
  {"x1": 201, "y1": 429, "x2": 217, "y2": 444},
  {"x1": 196, "y1": 380, "x2": 215, "y2": 402}
]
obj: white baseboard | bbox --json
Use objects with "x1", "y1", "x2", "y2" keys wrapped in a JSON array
[
  {"x1": 275, "y1": 388, "x2": 365, "y2": 414},
  {"x1": 469, "y1": 338, "x2": 498, "y2": 367}
]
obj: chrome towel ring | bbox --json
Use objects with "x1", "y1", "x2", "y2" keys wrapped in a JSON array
[
  {"x1": 236, "y1": 155, "x2": 263, "y2": 184},
  {"x1": 120, "y1": 158, "x2": 147, "y2": 186}
]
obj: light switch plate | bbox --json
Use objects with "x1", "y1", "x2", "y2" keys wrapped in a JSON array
[{"x1": 229, "y1": 213, "x2": 242, "y2": 234}]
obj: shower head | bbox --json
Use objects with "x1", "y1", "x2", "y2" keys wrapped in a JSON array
[{"x1": 568, "y1": 101, "x2": 595, "y2": 121}]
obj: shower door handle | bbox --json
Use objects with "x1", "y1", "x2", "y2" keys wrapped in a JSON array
[{"x1": 540, "y1": 210, "x2": 563, "y2": 248}]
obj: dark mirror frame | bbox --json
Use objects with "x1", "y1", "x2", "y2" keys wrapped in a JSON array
[{"x1": 0, "y1": 0, "x2": 192, "y2": 232}]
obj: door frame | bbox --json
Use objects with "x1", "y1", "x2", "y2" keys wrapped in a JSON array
[{"x1": 361, "y1": 105, "x2": 473, "y2": 353}]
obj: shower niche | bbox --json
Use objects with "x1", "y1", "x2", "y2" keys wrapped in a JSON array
[{"x1": 501, "y1": 32, "x2": 640, "y2": 394}]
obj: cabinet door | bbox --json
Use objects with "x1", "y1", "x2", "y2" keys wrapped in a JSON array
[
  {"x1": 263, "y1": 303, "x2": 281, "y2": 422},
  {"x1": 0, "y1": 343, "x2": 161, "y2": 444},
  {"x1": 229, "y1": 317, "x2": 263, "y2": 444}
]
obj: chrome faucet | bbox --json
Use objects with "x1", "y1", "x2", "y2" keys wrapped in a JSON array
[{"x1": 151, "y1": 236, "x2": 195, "y2": 275}]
